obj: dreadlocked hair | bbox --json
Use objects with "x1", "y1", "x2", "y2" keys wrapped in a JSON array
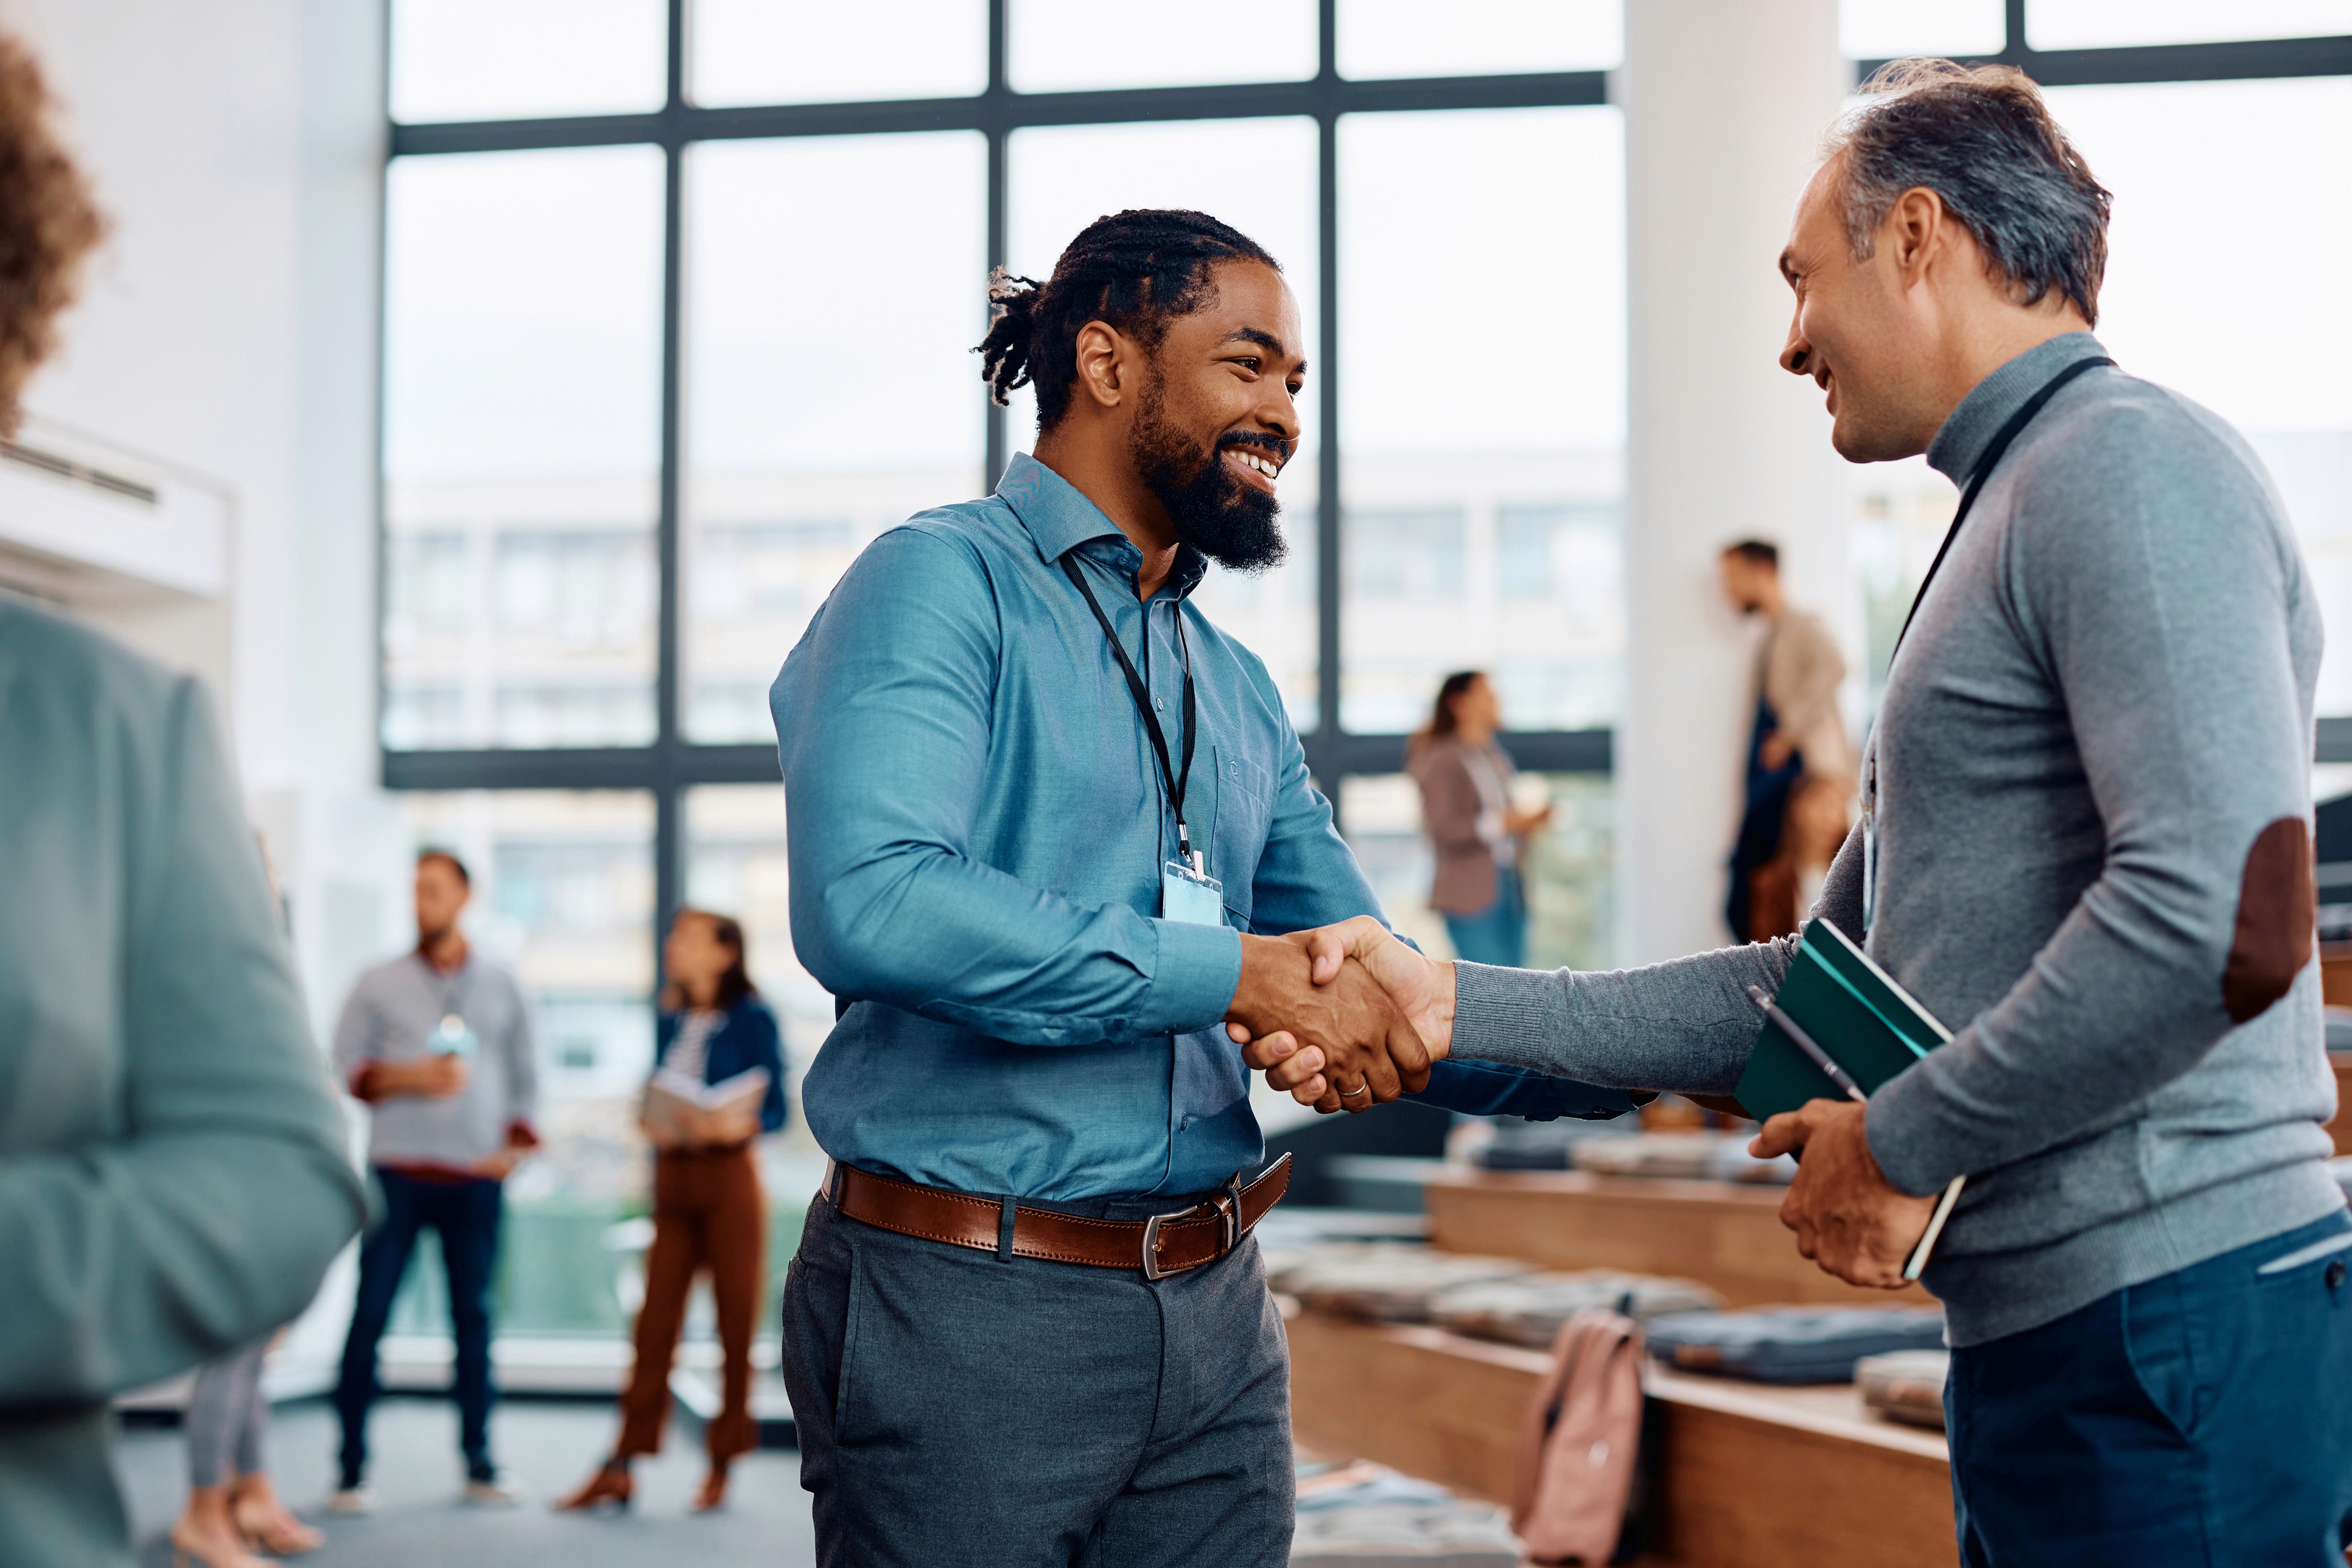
[{"x1": 975, "y1": 209, "x2": 1278, "y2": 432}]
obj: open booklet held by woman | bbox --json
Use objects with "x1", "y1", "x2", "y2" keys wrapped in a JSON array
[{"x1": 643, "y1": 1065, "x2": 770, "y2": 1146}]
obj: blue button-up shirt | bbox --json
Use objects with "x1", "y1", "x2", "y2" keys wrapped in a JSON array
[{"x1": 771, "y1": 453, "x2": 1633, "y2": 1200}]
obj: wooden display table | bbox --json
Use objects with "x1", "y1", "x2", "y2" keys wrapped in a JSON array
[
  {"x1": 1424, "y1": 1168, "x2": 1937, "y2": 1308},
  {"x1": 1286, "y1": 1307, "x2": 1957, "y2": 1568}
]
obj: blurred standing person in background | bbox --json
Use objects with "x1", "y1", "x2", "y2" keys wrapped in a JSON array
[
  {"x1": 559, "y1": 909, "x2": 786, "y2": 1517},
  {"x1": 168, "y1": 844, "x2": 329, "y2": 1568},
  {"x1": 329, "y1": 851, "x2": 539, "y2": 1512},
  {"x1": 1720, "y1": 541, "x2": 1854, "y2": 940},
  {"x1": 172, "y1": 1335, "x2": 319, "y2": 1566},
  {"x1": 0, "y1": 30, "x2": 367, "y2": 1568},
  {"x1": 1410, "y1": 671, "x2": 1553, "y2": 967}
]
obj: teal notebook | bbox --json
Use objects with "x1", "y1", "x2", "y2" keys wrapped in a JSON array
[{"x1": 1735, "y1": 916, "x2": 1953, "y2": 1121}]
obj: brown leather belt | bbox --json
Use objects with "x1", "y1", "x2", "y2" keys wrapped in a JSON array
[{"x1": 825, "y1": 1153, "x2": 1290, "y2": 1280}]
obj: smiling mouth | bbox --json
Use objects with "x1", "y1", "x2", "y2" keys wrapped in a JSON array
[{"x1": 1222, "y1": 445, "x2": 1283, "y2": 491}]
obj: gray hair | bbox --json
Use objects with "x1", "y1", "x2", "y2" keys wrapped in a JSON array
[{"x1": 1825, "y1": 59, "x2": 2112, "y2": 325}]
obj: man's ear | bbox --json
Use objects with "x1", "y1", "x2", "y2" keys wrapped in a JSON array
[
  {"x1": 1070, "y1": 318, "x2": 1131, "y2": 414},
  {"x1": 1883, "y1": 186, "x2": 1947, "y2": 292}
]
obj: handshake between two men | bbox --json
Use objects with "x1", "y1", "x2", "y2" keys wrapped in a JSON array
[
  {"x1": 1223, "y1": 918, "x2": 1455, "y2": 1116},
  {"x1": 1223, "y1": 917, "x2": 1944, "y2": 1293}
]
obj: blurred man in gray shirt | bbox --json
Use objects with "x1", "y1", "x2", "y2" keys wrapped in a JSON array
[{"x1": 328, "y1": 850, "x2": 537, "y2": 1509}]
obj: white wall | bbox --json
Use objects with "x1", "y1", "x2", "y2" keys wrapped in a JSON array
[{"x1": 1617, "y1": 0, "x2": 1852, "y2": 964}]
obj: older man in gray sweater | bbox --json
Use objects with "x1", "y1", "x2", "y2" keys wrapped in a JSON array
[{"x1": 1244, "y1": 61, "x2": 2347, "y2": 1567}]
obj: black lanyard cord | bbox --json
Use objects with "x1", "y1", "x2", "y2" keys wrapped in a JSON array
[
  {"x1": 1889, "y1": 354, "x2": 2115, "y2": 667},
  {"x1": 1061, "y1": 553, "x2": 1200, "y2": 863}
]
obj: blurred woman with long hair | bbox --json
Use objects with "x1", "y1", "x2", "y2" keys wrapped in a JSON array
[
  {"x1": 1407, "y1": 671, "x2": 1552, "y2": 968},
  {"x1": 558, "y1": 909, "x2": 787, "y2": 1515}
]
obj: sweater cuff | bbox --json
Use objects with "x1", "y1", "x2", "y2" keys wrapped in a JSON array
[
  {"x1": 1143, "y1": 919, "x2": 1245, "y2": 1035},
  {"x1": 1449, "y1": 961, "x2": 1572, "y2": 1073},
  {"x1": 1863, "y1": 1061, "x2": 1952, "y2": 1198}
]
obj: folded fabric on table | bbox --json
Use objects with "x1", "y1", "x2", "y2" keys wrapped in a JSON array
[
  {"x1": 1857, "y1": 1349, "x2": 1950, "y2": 1430},
  {"x1": 1292, "y1": 1459, "x2": 1521, "y2": 1567},
  {"x1": 1276, "y1": 1244, "x2": 1536, "y2": 1324},
  {"x1": 1704, "y1": 1138, "x2": 1796, "y2": 1185},
  {"x1": 1645, "y1": 1306, "x2": 1948, "y2": 1384},
  {"x1": 1572, "y1": 1132, "x2": 1738, "y2": 1180},
  {"x1": 1429, "y1": 1270, "x2": 1726, "y2": 1348},
  {"x1": 1263, "y1": 1239, "x2": 1433, "y2": 1298}
]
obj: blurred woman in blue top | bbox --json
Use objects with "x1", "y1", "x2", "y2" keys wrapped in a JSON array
[{"x1": 559, "y1": 909, "x2": 786, "y2": 1516}]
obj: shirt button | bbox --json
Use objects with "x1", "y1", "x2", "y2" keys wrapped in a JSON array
[
  {"x1": 1155, "y1": 698, "x2": 1163, "y2": 710},
  {"x1": 2328, "y1": 1259, "x2": 2347, "y2": 1290}
]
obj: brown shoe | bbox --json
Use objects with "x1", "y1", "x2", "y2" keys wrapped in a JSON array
[
  {"x1": 692, "y1": 1461, "x2": 730, "y2": 1514},
  {"x1": 554, "y1": 1460, "x2": 632, "y2": 1513}
]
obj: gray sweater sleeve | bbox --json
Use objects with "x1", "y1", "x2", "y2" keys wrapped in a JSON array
[
  {"x1": 1865, "y1": 402, "x2": 2317, "y2": 1195},
  {"x1": 1449, "y1": 825, "x2": 1872, "y2": 1092}
]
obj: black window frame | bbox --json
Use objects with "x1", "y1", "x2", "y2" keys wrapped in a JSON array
[{"x1": 378, "y1": 0, "x2": 2352, "y2": 965}]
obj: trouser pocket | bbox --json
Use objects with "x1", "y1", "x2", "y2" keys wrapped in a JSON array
[{"x1": 2121, "y1": 1272, "x2": 2203, "y2": 1442}]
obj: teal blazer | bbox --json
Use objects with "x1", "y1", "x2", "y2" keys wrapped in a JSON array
[{"x1": 0, "y1": 601, "x2": 366, "y2": 1567}]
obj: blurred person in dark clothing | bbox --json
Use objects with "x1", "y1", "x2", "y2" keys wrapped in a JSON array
[
  {"x1": 328, "y1": 850, "x2": 539, "y2": 1511},
  {"x1": 1720, "y1": 539, "x2": 1853, "y2": 940},
  {"x1": 559, "y1": 909, "x2": 787, "y2": 1517},
  {"x1": 1409, "y1": 671, "x2": 1552, "y2": 967},
  {"x1": 0, "y1": 32, "x2": 366, "y2": 1568}
]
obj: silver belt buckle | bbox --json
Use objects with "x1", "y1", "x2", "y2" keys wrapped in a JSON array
[{"x1": 1139, "y1": 1206, "x2": 1191, "y2": 1282}]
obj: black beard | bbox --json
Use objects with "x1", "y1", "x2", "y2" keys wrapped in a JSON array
[{"x1": 1130, "y1": 384, "x2": 1288, "y2": 575}]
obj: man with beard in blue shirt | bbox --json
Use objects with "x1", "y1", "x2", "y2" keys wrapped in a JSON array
[{"x1": 769, "y1": 209, "x2": 1631, "y2": 1564}]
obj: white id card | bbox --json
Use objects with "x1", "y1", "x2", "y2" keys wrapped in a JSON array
[{"x1": 1162, "y1": 859, "x2": 1226, "y2": 926}]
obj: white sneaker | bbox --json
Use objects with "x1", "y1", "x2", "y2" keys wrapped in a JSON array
[
  {"x1": 325, "y1": 1486, "x2": 375, "y2": 1514},
  {"x1": 463, "y1": 1476, "x2": 522, "y2": 1508}
]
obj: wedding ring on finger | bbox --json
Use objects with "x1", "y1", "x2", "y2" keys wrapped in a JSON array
[{"x1": 1339, "y1": 1079, "x2": 1373, "y2": 1101}]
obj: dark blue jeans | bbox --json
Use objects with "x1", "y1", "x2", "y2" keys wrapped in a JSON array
[
  {"x1": 1947, "y1": 1205, "x2": 2352, "y2": 1566},
  {"x1": 780, "y1": 1185, "x2": 1293, "y2": 1566},
  {"x1": 334, "y1": 1168, "x2": 504, "y2": 1487},
  {"x1": 1444, "y1": 866, "x2": 1527, "y2": 968}
]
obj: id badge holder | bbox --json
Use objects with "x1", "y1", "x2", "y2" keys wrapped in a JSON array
[
  {"x1": 1162, "y1": 856, "x2": 1227, "y2": 927},
  {"x1": 433, "y1": 1013, "x2": 480, "y2": 1057}
]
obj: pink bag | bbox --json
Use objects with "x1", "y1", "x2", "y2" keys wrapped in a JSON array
[{"x1": 1511, "y1": 1309, "x2": 1645, "y2": 1565}]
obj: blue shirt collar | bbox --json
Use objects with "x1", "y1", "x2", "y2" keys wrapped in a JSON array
[{"x1": 994, "y1": 451, "x2": 1209, "y2": 601}]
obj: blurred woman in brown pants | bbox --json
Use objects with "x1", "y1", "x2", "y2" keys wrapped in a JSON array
[{"x1": 558, "y1": 911, "x2": 788, "y2": 1514}]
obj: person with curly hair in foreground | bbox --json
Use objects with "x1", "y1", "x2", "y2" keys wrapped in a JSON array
[{"x1": 0, "y1": 31, "x2": 368, "y2": 1568}]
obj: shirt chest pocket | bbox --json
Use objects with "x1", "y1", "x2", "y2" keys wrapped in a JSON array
[{"x1": 1205, "y1": 745, "x2": 1275, "y2": 928}]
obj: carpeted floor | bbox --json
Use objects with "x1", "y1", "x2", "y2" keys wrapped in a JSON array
[{"x1": 112, "y1": 1395, "x2": 817, "y2": 1568}]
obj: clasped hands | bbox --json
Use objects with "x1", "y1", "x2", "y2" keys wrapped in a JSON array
[
  {"x1": 1226, "y1": 917, "x2": 1936, "y2": 1290},
  {"x1": 1225, "y1": 917, "x2": 1457, "y2": 1115}
]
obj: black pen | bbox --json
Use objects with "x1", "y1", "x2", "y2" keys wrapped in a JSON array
[{"x1": 1745, "y1": 985, "x2": 1867, "y2": 1104}]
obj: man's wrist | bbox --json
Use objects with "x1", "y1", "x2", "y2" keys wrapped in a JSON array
[{"x1": 1225, "y1": 933, "x2": 1293, "y2": 1026}]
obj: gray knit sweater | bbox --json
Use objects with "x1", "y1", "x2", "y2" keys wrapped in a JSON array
[{"x1": 1454, "y1": 334, "x2": 2342, "y2": 1346}]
